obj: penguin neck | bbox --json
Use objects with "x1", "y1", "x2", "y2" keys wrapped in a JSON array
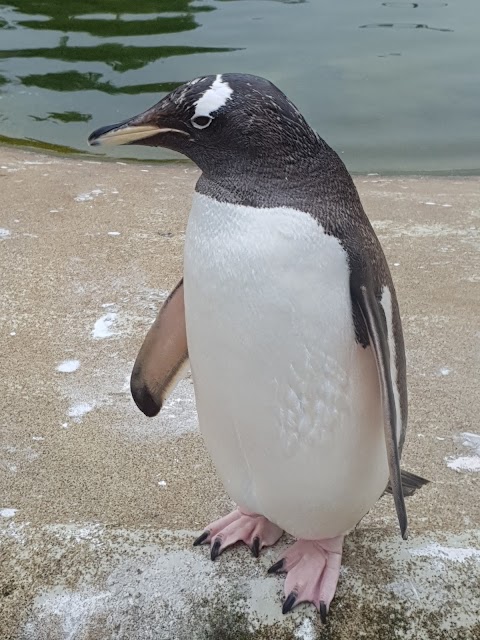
[{"x1": 194, "y1": 140, "x2": 356, "y2": 211}]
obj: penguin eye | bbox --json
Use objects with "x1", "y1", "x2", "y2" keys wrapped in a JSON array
[{"x1": 191, "y1": 115, "x2": 213, "y2": 130}]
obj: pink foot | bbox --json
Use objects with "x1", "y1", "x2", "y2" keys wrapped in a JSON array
[
  {"x1": 193, "y1": 508, "x2": 283, "y2": 560},
  {"x1": 268, "y1": 536, "x2": 344, "y2": 622}
]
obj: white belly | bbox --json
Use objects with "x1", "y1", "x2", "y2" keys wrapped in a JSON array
[{"x1": 184, "y1": 193, "x2": 388, "y2": 539}]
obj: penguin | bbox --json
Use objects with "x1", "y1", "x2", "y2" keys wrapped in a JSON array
[{"x1": 88, "y1": 74, "x2": 428, "y2": 621}]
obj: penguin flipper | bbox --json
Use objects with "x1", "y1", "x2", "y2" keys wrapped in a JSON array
[
  {"x1": 353, "y1": 282, "x2": 408, "y2": 540},
  {"x1": 130, "y1": 278, "x2": 188, "y2": 417}
]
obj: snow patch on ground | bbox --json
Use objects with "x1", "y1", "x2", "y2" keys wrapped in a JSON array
[
  {"x1": 294, "y1": 618, "x2": 316, "y2": 639},
  {"x1": 74, "y1": 189, "x2": 103, "y2": 202},
  {"x1": 446, "y1": 432, "x2": 480, "y2": 473},
  {"x1": 47, "y1": 523, "x2": 105, "y2": 545},
  {"x1": 446, "y1": 456, "x2": 480, "y2": 472},
  {"x1": 91, "y1": 313, "x2": 118, "y2": 339},
  {"x1": 56, "y1": 359, "x2": 80, "y2": 373},
  {"x1": 67, "y1": 402, "x2": 95, "y2": 421},
  {"x1": 456, "y1": 432, "x2": 480, "y2": 454},
  {"x1": 25, "y1": 588, "x2": 111, "y2": 640},
  {"x1": 410, "y1": 543, "x2": 480, "y2": 564}
]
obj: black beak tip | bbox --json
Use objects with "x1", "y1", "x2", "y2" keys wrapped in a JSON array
[{"x1": 87, "y1": 121, "x2": 123, "y2": 146}]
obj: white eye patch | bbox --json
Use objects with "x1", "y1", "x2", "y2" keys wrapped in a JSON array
[{"x1": 193, "y1": 74, "x2": 233, "y2": 119}]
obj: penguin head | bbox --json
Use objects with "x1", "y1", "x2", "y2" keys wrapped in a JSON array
[{"x1": 88, "y1": 73, "x2": 318, "y2": 173}]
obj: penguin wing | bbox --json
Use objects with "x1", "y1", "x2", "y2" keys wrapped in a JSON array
[
  {"x1": 351, "y1": 278, "x2": 408, "y2": 540},
  {"x1": 130, "y1": 278, "x2": 188, "y2": 417}
]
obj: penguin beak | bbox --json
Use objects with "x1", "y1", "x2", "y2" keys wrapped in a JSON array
[{"x1": 88, "y1": 110, "x2": 188, "y2": 147}]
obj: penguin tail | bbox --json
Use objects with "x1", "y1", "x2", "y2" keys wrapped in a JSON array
[{"x1": 385, "y1": 470, "x2": 430, "y2": 498}]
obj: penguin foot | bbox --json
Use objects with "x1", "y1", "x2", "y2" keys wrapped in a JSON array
[
  {"x1": 193, "y1": 508, "x2": 283, "y2": 560},
  {"x1": 268, "y1": 535, "x2": 344, "y2": 620}
]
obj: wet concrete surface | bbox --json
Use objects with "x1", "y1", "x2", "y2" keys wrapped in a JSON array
[{"x1": 0, "y1": 148, "x2": 479, "y2": 639}]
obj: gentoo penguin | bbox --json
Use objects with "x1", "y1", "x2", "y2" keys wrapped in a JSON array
[{"x1": 88, "y1": 74, "x2": 427, "y2": 620}]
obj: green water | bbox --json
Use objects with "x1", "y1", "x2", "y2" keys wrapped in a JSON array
[{"x1": 0, "y1": 0, "x2": 478, "y2": 172}]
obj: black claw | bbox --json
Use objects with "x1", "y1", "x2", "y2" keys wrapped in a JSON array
[
  {"x1": 210, "y1": 538, "x2": 222, "y2": 561},
  {"x1": 267, "y1": 558, "x2": 285, "y2": 574},
  {"x1": 319, "y1": 600, "x2": 328, "y2": 624},
  {"x1": 251, "y1": 536, "x2": 260, "y2": 558},
  {"x1": 193, "y1": 531, "x2": 209, "y2": 547},
  {"x1": 282, "y1": 592, "x2": 297, "y2": 614}
]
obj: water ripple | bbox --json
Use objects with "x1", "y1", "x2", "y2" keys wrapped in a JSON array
[
  {"x1": 360, "y1": 23, "x2": 453, "y2": 32},
  {"x1": 382, "y1": 2, "x2": 448, "y2": 7}
]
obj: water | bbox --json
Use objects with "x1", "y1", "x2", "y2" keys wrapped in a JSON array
[{"x1": 0, "y1": 0, "x2": 478, "y2": 172}]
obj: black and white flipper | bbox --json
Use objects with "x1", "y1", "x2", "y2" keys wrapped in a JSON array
[{"x1": 352, "y1": 278, "x2": 408, "y2": 539}]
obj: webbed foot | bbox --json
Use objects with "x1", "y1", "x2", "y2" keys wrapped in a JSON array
[
  {"x1": 268, "y1": 535, "x2": 344, "y2": 621},
  {"x1": 194, "y1": 508, "x2": 283, "y2": 560}
]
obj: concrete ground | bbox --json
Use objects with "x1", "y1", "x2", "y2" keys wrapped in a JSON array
[{"x1": 0, "y1": 147, "x2": 479, "y2": 640}]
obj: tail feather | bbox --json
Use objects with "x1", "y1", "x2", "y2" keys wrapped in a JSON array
[{"x1": 386, "y1": 470, "x2": 429, "y2": 497}]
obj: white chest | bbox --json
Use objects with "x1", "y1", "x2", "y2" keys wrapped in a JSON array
[{"x1": 184, "y1": 192, "x2": 352, "y2": 329}]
